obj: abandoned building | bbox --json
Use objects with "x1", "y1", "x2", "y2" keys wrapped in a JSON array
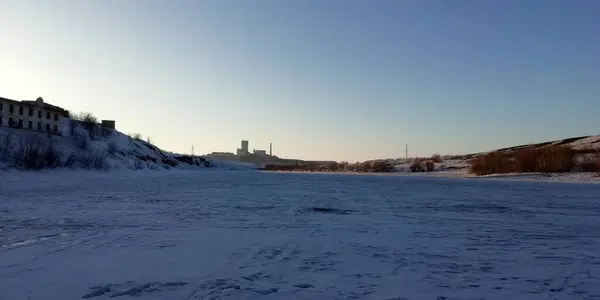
[{"x1": 0, "y1": 96, "x2": 70, "y2": 133}]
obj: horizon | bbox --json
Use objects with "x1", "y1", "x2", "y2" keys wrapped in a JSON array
[{"x1": 1, "y1": 0, "x2": 599, "y2": 161}]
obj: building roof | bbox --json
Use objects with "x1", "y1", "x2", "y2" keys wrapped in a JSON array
[{"x1": 0, "y1": 96, "x2": 69, "y2": 114}]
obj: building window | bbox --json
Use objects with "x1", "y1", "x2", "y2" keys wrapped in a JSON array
[
  {"x1": 38, "y1": 122, "x2": 42, "y2": 130},
  {"x1": 9, "y1": 104, "x2": 14, "y2": 113},
  {"x1": 38, "y1": 110, "x2": 42, "y2": 118},
  {"x1": 46, "y1": 123, "x2": 50, "y2": 132},
  {"x1": 54, "y1": 113, "x2": 59, "y2": 121},
  {"x1": 8, "y1": 118, "x2": 14, "y2": 126},
  {"x1": 0, "y1": 116, "x2": 2, "y2": 125},
  {"x1": 46, "y1": 112, "x2": 51, "y2": 119},
  {"x1": 19, "y1": 106, "x2": 23, "y2": 115},
  {"x1": 18, "y1": 119, "x2": 23, "y2": 128},
  {"x1": 53, "y1": 125, "x2": 58, "y2": 132},
  {"x1": 28, "y1": 121, "x2": 33, "y2": 129},
  {"x1": 28, "y1": 108, "x2": 33, "y2": 117},
  {"x1": 0, "y1": 102, "x2": 3, "y2": 111}
]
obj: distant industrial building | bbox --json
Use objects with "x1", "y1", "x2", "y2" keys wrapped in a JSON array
[
  {"x1": 253, "y1": 149, "x2": 267, "y2": 156},
  {"x1": 237, "y1": 140, "x2": 250, "y2": 156},
  {"x1": 237, "y1": 140, "x2": 273, "y2": 158},
  {"x1": 206, "y1": 140, "x2": 281, "y2": 164}
]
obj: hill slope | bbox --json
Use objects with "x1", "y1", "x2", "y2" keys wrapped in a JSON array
[
  {"x1": 482, "y1": 135, "x2": 600, "y2": 154},
  {"x1": 0, "y1": 119, "x2": 235, "y2": 171}
]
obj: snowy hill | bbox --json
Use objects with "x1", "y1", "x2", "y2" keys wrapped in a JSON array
[
  {"x1": 477, "y1": 135, "x2": 600, "y2": 156},
  {"x1": 0, "y1": 119, "x2": 247, "y2": 171}
]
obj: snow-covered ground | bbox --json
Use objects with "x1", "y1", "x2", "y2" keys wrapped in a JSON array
[{"x1": 2, "y1": 171, "x2": 600, "y2": 299}]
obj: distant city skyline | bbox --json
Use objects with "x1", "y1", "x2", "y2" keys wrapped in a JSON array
[{"x1": 1, "y1": 0, "x2": 599, "y2": 161}]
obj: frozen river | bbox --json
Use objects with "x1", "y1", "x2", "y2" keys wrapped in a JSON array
[{"x1": 1, "y1": 170, "x2": 600, "y2": 299}]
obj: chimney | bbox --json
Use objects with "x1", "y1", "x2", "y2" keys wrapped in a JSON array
[{"x1": 269, "y1": 143, "x2": 272, "y2": 156}]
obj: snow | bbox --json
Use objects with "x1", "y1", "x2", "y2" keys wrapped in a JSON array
[
  {"x1": 0, "y1": 121, "x2": 227, "y2": 171},
  {"x1": 212, "y1": 160, "x2": 261, "y2": 171},
  {"x1": 558, "y1": 136, "x2": 600, "y2": 150},
  {"x1": 2, "y1": 171, "x2": 600, "y2": 299}
]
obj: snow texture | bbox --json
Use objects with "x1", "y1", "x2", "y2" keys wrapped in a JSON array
[{"x1": 1, "y1": 171, "x2": 600, "y2": 299}]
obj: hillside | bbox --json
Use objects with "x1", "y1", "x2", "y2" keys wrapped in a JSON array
[
  {"x1": 474, "y1": 135, "x2": 600, "y2": 156},
  {"x1": 355, "y1": 135, "x2": 600, "y2": 177},
  {"x1": 0, "y1": 119, "x2": 252, "y2": 171}
]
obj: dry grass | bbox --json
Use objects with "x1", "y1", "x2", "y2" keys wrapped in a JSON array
[
  {"x1": 470, "y1": 145, "x2": 575, "y2": 175},
  {"x1": 431, "y1": 154, "x2": 442, "y2": 163}
]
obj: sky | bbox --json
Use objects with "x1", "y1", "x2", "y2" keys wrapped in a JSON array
[{"x1": 1, "y1": 0, "x2": 599, "y2": 162}]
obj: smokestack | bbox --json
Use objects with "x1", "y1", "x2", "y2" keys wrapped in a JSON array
[{"x1": 269, "y1": 143, "x2": 272, "y2": 156}]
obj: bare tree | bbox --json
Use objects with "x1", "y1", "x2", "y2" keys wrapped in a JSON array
[{"x1": 72, "y1": 112, "x2": 98, "y2": 124}]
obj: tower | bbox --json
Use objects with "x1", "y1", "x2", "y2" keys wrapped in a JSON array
[
  {"x1": 405, "y1": 142, "x2": 408, "y2": 160},
  {"x1": 241, "y1": 140, "x2": 249, "y2": 154},
  {"x1": 269, "y1": 143, "x2": 272, "y2": 156}
]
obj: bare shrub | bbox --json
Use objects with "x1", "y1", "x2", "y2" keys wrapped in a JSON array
[
  {"x1": 146, "y1": 136, "x2": 152, "y2": 144},
  {"x1": 74, "y1": 131, "x2": 89, "y2": 150},
  {"x1": 72, "y1": 112, "x2": 98, "y2": 124},
  {"x1": 576, "y1": 155, "x2": 600, "y2": 172},
  {"x1": 425, "y1": 161, "x2": 435, "y2": 172},
  {"x1": 338, "y1": 161, "x2": 348, "y2": 170},
  {"x1": 63, "y1": 153, "x2": 77, "y2": 168},
  {"x1": 543, "y1": 146, "x2": 575, "y2": 172},
  {"x1": 131, "y1": 133, "x2": 142, "y2": 140},
  {"x1": 470, "y1": 146, "x2": 575, "y2": 175},
  {"x1": 71, "y1": 113, "x2": 101, "y2": 140},
  {"x1": 370, "y1": 161, "x2": 394, "y2": 172},
  {"x1": 107, "y1": 141, "x2": 118, "y2": 155},
  {"x1": 84, "y1": 123, "x2": 101, "y2": 140},
  {"x1": 44, "y1": 143, "x2": 62, "y2": 168},
  {"x1": 0, "y1": 131, "x2": 13, "y2": 162},
  {"x1": 11, "y1": 135, "x2": 62, "y2": 169},
  {"x1": 431, "y1": 154, "x2": 442, "y2": 163},
  {"x1": 78, "y1": 152, "x2": 108, "y2": 170},
  {"x1": 12, "y1": 136, "x2": 46, "y2": 169},
  {"x1": 410, "y1": 160, "x2": 425, "y2": 172},
  {"x1": 469, "y1": 152, "x2": 513, "y2": 175},
  {"x1": 513, "y1": 149, "x2": 539, "y2": 173}
]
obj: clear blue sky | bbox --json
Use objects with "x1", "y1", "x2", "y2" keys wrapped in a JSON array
[{"x1": 1, "y1": 0, "x2": 599, "y2": 162}]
